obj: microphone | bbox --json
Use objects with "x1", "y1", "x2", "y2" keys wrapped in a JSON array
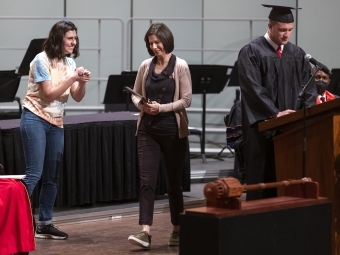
[{"x1": 305, "y1": 54, "x2": 332, "y2": 75}]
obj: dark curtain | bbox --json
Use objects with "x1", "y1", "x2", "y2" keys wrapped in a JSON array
[{"x1": 0, "y1": 114, "x2": 190, "y2": 208}]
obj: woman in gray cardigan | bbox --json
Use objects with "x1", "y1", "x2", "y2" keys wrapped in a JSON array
[{"x1": 128, "y1": 23, "x2": 192, "y2": 249}]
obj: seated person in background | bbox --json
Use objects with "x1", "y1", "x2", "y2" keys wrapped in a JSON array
[{"x1": 314, "y1": 66, "x2": 338, "y2": 104}]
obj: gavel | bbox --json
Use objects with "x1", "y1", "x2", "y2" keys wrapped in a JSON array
[{"x1": 204, "y1": 177, "x2": 316, "y2": 209}]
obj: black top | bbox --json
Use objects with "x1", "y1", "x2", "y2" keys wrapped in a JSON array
[
  {"x1": 143, "y1": 54, "x2": 177, "y2": 127},
  {"x1": 237, "y1": 36, "x2": 316, "y2": 199},
  {"x1": 146, "y1": 54, "x2": 176, "y2": 105},
  {"x1": 238, "y1": 36, "x2": 316, "y2": 128}
]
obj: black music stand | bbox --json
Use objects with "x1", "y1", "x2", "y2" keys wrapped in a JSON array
[
  {"x1": 18, "y1": 39, "x2": 45, "y2": 75},
  {"x1": 189, "y1": 65, "x2": 232, "y2": 163},
  {"x1": 121, "y1": 70, "x2": 137, "y2": 76},
  {"x1": 103, "y1": 74, "x2": 138, "y2": 112},
  {"x1": 327, "y1": 68, "x2": 340, "y2": 96},
  {"x1": 0, "y1": 72, "x2": 22, "y2": 120},
  {"x1": 227, "y1": 61, "x2": 240, "y2": 87}
]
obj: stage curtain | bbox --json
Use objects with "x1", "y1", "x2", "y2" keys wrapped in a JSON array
[{"x1": 0, "y1": 114, "x2": 190, "y2": 207}]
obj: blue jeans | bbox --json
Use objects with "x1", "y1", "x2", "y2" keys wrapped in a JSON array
[{"x1": 20, "y1": 108, "x2": 64, "y2": 224}]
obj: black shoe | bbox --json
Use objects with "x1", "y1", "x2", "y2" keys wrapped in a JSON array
[
  {"x1": 35, "y1": 224, "x2": 68, "y2": 240},
  {"x1": 168, "y1": 231, "x2": 179, "y2": 246}
]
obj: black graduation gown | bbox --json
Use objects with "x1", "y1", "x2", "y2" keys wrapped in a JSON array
[{"x1": 237, "y1": 36, "x2": 316, "y2": 200}]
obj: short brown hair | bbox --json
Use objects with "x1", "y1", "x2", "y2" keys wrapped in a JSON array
[{"x1": 144, "y1": 23, "x2": 174, "y2": 56}]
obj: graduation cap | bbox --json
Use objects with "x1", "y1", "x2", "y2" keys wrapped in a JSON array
[{"x1": 262, "y1": 4, "x2": 301, "y2": 23}]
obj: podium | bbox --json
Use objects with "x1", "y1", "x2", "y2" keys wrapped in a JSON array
[{"x1": 258, "y1": 98, "x2": 340, "y2": 255}]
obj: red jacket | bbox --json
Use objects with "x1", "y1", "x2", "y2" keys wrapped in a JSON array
[{"x1": 316, "y1": 90, "x2": 337, "y2": 104}]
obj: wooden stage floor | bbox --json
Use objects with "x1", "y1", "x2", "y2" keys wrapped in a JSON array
[
  {"x1": 32, "y1": 212, "x2": 182, "y2": 255},
  {"x1": 30, "y1": 156, "x2": 237, "y2": 255}
]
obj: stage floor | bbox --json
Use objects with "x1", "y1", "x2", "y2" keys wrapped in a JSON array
[{"x1": 30, "y1": 156, "x2": 241, "y2": 254}]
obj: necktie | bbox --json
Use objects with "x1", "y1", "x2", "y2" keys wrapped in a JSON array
[
  {"x1": 276, "y1": 46, "x2": 282, "y2": 58},
  {"x1": 320, "y1": 96, "x2": 326, "y2": 103}
]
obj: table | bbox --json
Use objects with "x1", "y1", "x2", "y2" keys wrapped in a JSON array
[{"x1": 0, "y1": 178, "x2": 35, "y2": 254}]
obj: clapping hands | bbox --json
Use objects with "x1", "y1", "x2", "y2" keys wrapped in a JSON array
[
  {"x1": 74, "y1": 67, "x2": 91, "y2": 82},
  {"x1": 76, "y1": 67, "x2": 91, "y2": 76}
]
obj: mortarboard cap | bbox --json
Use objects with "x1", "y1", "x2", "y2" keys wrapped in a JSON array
[{"x1": 262, "y1": 4, "x2": 301, "y2": 23}]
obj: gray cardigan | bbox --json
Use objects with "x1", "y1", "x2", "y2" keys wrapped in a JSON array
[{"x1": 131, "y1": 56, "x2": 192, "y2": 138}]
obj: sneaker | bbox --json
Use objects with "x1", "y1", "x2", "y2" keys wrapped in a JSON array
[
  {"x1": 35, "y1": 224, "x2": 68, "y2": 240},
  {"x1": 128, "y1": 231, "x2": 151, "y2": 248},
  {"x1": 168, "y1": 231, "x2": 179, "y2": 246}
]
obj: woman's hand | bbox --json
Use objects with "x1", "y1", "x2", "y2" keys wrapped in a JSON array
[
  {"x1": 143, "y1": 101, "x2": 160, "y2": 115},
  {"x1": 70, "y1": 67, "x2": 91, "y2": 102},
  {"x1": 73, "y1": 67, "x2": 91, "y2": 82}
]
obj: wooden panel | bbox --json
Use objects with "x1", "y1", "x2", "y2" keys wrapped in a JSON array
[
  {"x1": 185, "y1": 196, "x2": 329, "y2": 217},
  {"x1": 182, "y1": 199, "x2": 332, "y2": 255},
  {"x1": 333, "y1": 115, "x2": 340, "y2": 254},
  {"x1": 259, "y1": 98, "x2": 340, "y2": 132},
  {"x1": 273, "y1": 113, "x2": 340, "y2": 255}
]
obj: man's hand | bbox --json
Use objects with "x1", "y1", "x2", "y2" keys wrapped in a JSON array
[{"x1": 276, "y1": 109, "x2": 295, "y2": 117}]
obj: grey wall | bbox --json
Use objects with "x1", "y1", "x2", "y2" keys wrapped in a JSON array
[{"x1": 0, "y1": 0, "x2": 339, "y2": 151}]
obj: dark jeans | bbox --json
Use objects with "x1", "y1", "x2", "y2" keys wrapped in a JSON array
[
  {"x1": 20, "y1": 108, "x2": 64, "y2": 224},
  {"x1": 138, "y1": 118, "x2": 188, "y2": 226}
]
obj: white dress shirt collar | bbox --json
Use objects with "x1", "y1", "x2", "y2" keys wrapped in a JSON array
[{"x1": 264, "y1": 32, "x2": 284, "y2": 52}]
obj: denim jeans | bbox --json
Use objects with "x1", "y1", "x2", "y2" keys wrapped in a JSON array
[{"x1": 20, "y1": 108, "x2": 64, "y2": 224}]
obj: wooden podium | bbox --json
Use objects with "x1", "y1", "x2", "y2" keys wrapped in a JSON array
[{"x1": 259, "y1": 98, "x2": 340, "y2": 255}]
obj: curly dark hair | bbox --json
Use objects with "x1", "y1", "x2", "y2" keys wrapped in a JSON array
[
  {"x1": 144, "y1": 23, "x2": 174, "y2": 56},
  {"x1": 43, "y1": 20, "x2": 80, "y2": 60}
]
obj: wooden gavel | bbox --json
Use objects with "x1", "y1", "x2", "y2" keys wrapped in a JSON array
[{"x1": 204, "y1": 177, "x2": 318, "y2": 209}]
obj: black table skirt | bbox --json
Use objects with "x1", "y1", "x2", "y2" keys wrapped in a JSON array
[{"x1": 0, "y1": 112, "x2": 190, "y2": 207}]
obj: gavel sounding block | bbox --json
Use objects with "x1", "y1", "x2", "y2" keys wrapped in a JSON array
[{"x1": 180, "y1": 196, "x2": 332, "y2": 255}]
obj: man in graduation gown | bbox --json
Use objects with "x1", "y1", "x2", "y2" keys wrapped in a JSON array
[
  {"x1": 237, "y1": 4, "x2": 316, "y2": 200},
  {"x1": 313, "y1": 66, "x2": 339, "y2": 104}
]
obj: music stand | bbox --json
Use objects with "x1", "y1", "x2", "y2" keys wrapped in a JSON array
[
  {"x1": 0, "y1": 72, "x2": 22, "y2": 120},
  {"x1": 18, "y1": 39, "x2": 45, "y2": 75},
  {"x1": 121, "y1": 70, "x2": 137, "y2": 76},
  {"x1": 327, "y1": 68, "x2": 340, "y2": 96},
  {"x1": 103, "y1": 74, "x2": 138, "y2": 112},
  {"x1": 0, "y1": 70, "x2": 16, "y2": 74},
  {"x1": 188, "y1": 65, "x2": 232, "y2": 163},
  {"x1": 227, "y1": 61, "x2": 240, "y2": 87}
]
